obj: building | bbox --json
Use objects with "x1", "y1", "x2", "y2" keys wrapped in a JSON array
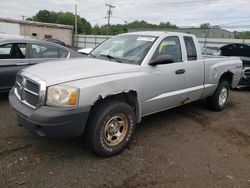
[
  {"x1": 129, "y1": 27, "x2": 235, "y2": 39},
  {"x1": 0, "y1": 18, "x2": 73, "y2": 46}
]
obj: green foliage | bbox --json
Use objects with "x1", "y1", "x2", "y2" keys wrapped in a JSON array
[
  {"x1": 27, "y1": 10, "x2": 91, "y2": 34},
  {"x1": 28, "y1": 9, "x2": 249, "y2": 38},
  {"x1": 56, "y1": 12, "x2": 84, "y2": 33},
  {"x1": 200, "y1": 23, "x2": 221, "y2": 29},
  {"x1": 159, "y1": 21, "x2": 178, "y2": 29},
  {"x1": 235, "y1": 31, "x2": 250, "y2": 39},
  {"x1": 127, "y1": 20, "x2": 155, "y2": 28},
  {"x1": 29, "y1": 10, "x2": 58, "y2": 23},
  {"x1": 81, "y1": 18, "x2": 92, "y2": 34},
  {"x1": 126, "y1": 20, "x2": 177, "y2": 29},
  {"x1": 28, "y1": 10, "x2": 178, "y2": 35},
  {"x1": 200, "y1": 23, "x2": 211, "y2": 29},
  {"x1": 91, "y1": 24, "x2": 128, "y2": 35}
]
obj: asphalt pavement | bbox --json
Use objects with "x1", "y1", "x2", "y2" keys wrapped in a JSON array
[{"x1": 1, "y1": 89, "x2": 250, "y2": 188}]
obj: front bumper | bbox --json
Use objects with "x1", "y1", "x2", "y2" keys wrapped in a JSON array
[{"x1": 9, "y1": 89, "x2": 90, "y2": 138}]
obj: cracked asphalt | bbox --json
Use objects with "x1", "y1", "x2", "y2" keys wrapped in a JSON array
[{"x1": 0, "y1": 89, "x2": 250, "y2": 188}]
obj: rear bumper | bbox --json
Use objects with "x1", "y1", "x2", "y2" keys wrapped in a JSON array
[
  {"x1": 9, "y1": 89, "x2": 90, "y2": 138},
  {"x1": 238, "y1": 68, "x2": 250, "y2": 87}
]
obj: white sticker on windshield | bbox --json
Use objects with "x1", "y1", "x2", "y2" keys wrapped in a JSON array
[{"x1": 137, "y1": 37, "x2": 155, "y2": 42}]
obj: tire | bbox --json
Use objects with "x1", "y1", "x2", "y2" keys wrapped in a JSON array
[
  {"x1": 207, "y1": 80, "x2": 230, "y2": 111},
  {"x1": 86, "y1": 100, "x2": 136, "y2": 157}
]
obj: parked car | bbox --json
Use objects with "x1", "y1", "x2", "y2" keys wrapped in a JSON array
[
  {"x1": 220, "y1": 43, "x2": 250, "y2": 88},
  {"x1": 9, "y1": 32, "x2": 242, "y2": 157},
  {"x1": 0, "y1": 37, "x2": 83, "y2": 92},
  {"x1": 201, "y1": 46, "x2": 221, "y2": 56},
  {"x1": 44, "y1": 38, "x2": 66, "y2": 46}
]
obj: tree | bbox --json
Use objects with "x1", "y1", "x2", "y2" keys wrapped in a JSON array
[
  {"x1": 235, "y1": 31, "x2": 250, "y2": 39},
  {"x1": 28, "y1": 10, "x2": 92, "y2": 34},
  {"x1": 200, "y1": 23, "x2": 212, "y2": 29},
  {"x1": 127, "y1": 20, "x2": 155, "y2": 28},
  {"x1": 126, "y1": 20, "x2": 178, "y2": 30},
  {"x1": 29, "y1": 10, "x2": 58, "y2": 23},
  {"x1": 56, "y1": 12, "x2": 84, "y2": 33},
  {"x1": 81, "y1": 18, "x2": 92, "y2": 34},
  {"x1": 212, "y1": 25, "x2": 221, "y2": 29},
  {"x1": 159, "y1": 21, "x2": 178, "y2": 28}
]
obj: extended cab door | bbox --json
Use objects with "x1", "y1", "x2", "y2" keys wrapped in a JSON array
[
  {"x1": 142, "y1": 36, "x2": 189, "y2": 116},
  {"x1": 181, "y1": 36, "x2": 204, "y2": 102},
  {"x1": 0, "y1": 43, "x2": 29, "y2": 91}
]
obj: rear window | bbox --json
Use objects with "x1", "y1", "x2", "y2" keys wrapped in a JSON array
[{"x1": 184, "y1": 36, "x2": 197, "y2": 61}]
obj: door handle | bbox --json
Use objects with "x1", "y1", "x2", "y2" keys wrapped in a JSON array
[
  {"x1": 175, "y1": 69, "x2": 185, "y2": 74},
  {"x1": 16, "y1": 63, "x2": 29, "y2": 66}
]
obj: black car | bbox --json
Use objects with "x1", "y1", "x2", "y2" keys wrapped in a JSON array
[
  {"x1": 221, "y1": 43, "x2": 250, "y2": 88},
  {"x1": 0, "y1": 36, "x2": 83, "y2": 92},
  {"x1": 44, "y1": 38, "x2": 66, "y2": 46}
]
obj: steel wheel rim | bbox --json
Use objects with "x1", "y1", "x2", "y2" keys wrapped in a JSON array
[
  {"x1": 219, "y1": 87, "x2": 228, "y2": 106},
  {"x1": 103, "y1": 114, "x2": 128, "y2": 147}
]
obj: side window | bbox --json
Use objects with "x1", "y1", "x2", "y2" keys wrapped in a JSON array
[
  {"x1": 59, "y1": 48, "x2": 69, "y2": 58},
  {"x1": 0, "y1": 43, "x2": 26, "y2": 59},
  {"x1": 184, "y1": 36, "x2": 197, "y2": 61},
  {"x1": 153, "y1": 36, "x2": 182, "y2": 62},
  {"x1": 31, "y1": 44, "x2": 59, "y2": 58},
  {"x1": 0, "y1": 44, "x2": 13, "y2": 59}
]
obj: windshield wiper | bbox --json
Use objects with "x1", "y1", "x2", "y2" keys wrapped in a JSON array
[{"x1": 100, "y1": 54, "x2": 123, "y2": 63}]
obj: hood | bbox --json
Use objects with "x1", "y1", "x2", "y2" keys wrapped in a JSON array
[{"x1": 24, "y1": 58, "x2": 141, "y2": 86}]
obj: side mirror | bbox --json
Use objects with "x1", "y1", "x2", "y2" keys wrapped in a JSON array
[{"x1": 149, "y1": 55, "x2": 174, "y2": 66}]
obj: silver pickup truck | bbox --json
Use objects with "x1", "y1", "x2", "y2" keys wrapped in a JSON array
[{"x1": 9, "y1": 32, "x2": 242, "y2": 157}]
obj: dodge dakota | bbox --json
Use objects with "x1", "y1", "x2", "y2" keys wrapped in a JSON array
[{"x1": 9, "y1": 32, "x2": 242, "y2": 157}]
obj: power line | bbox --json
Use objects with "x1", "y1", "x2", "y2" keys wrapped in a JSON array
[
  {"x1": 78, "y1": 5, "x2": 103, "y2": 13},
  {"x1": 222, "y1": 25, "x2": 250, "y2": 29},
  {"x1": 175, "y1": 16, "x2": 250, "y2": 21},
  {"x1": 88, "y1": 17, "x2": 106, "y2": 22},
  {"x1": 222, "y1": 20, "x2": 250, "y2": 26},
  {"x1": 106, "y1": 3, "x2": 115, "y2": 27},
  {"x1": 113, "y1": 16, "x2": 250, "y2": 21},
  {"x1": 115, "y1": 0, "x2": 241, "y2": 7}
]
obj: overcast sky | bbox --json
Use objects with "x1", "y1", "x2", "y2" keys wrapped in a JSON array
[{"x1": 0, "y1": 0, "x2": 249, "y2": 31}]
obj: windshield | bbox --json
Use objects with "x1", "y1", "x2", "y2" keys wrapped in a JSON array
[{"x1": 90, "y1": 35, "x2": 157, "y2": 65}]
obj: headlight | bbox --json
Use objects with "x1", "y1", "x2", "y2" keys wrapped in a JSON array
[{"x1": 46, "y1": 85, "x2": 79, "y2": 107}]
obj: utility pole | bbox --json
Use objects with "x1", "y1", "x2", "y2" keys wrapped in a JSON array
[
  {"x1": 20, "y1": 15, "x2": 26, "y2": 20},
  {"x1": 75, "y1": 3, "x2": 78, "y2": 35},
  {"x1": 105, "y1": 3, "x2": 115, "y2": 27}
]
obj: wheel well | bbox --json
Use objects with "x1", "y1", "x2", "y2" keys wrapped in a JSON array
[
  {"x1": 220, "y1": 71, "x2": 233, "y2": 87},
  {"x1": 90, "y1": 91, "x2": 140, "y2": 122}
]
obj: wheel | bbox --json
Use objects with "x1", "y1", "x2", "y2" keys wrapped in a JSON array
[
  {"x1": 207, "y1": 80, "x2": 230, "y2": 111},
  {"x1": 86, "y1": 100, "x2": 136, "y2": 157}
]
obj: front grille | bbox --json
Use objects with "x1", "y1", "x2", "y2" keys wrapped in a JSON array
[
  {"x1": 25, "y1": 91, "x2": 39, "y2": 107},
  {"x1": 15, "y1": 75, "x2": 23, "y2": 97},
  {"x1": 26, "y1": 80, "x2": 40, "y2": 94},
  {"x1": 14, "y1": 74, "x2": 42, "y2": 109}
]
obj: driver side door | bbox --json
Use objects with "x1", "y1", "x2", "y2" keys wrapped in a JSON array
[{"x1": 142, "y1": 36, "x2": 188, "y2": 116}]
